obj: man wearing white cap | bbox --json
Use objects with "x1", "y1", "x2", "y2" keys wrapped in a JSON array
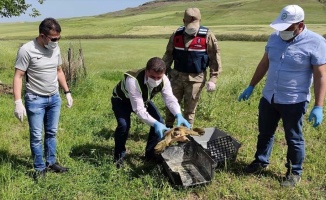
[
  {"x1": 162, "y1": 7, "x2": 222, "y2": 128},
  {"x1": 238, "y1": 5, "x2": 326, "y2": 187}
]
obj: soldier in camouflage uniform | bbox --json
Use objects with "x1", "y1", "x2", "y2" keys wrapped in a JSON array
[{"x1": 162, "y1": 7, "x2": 222, "y2": 127}]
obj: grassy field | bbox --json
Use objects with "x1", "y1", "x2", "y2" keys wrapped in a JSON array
[
  {"x1": 1, "y1": 0, "x2": 326, "y2": 199},
  {"x1": 1, "y1": 38, "x2": 325, "y2": 199}
]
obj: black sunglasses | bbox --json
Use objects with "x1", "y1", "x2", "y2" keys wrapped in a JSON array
[{"x1": 44, "y1": 34, "x2": 61, "y2": 42}]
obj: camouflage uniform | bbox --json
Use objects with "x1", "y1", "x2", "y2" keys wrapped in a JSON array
[{"x1": 162, "y1": 28, "x2": 222, "y2": 127}]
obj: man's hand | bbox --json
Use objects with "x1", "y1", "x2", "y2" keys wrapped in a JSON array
[
  {"x1": 66, "y1": 93, "x2": 73, "y2": 108},
  {"x1": 238, "y1": 86, "x2": 254, "y2": 101},
  {"x1": 206, "y1": 81, "x2": 216, "y2": 92},
  {"x1": 14, "y1": 99, "x2": 26, "y2": 122},
  {"x1": 175, "y1": 113, "x2": 191, "y2": 128},
  {"x1": 154, "y1": 121, "x2": 170, "y2": 139},
  {"x1": 309, "y1": 106, "x2": 323, "y2": 127}
]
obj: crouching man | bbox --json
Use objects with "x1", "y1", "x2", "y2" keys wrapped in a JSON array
[{"x1": 111, "y1": 57, "x2": 190, "y2": 168}]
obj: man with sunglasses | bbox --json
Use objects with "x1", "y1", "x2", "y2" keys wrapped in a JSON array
[
  {"x1": 13, "y1": 18, "x2": 73, "y2": 179},
  {"x1": 238, "y1": 5, "x2": 326, "y2": 187}
]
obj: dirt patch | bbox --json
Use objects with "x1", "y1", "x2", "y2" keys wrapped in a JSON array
[
  {"x1": 218, "y1": 2, "x2": 243, "y2": 9},
  {"x1": 186, "y1": 192, "x2": 206, "y2": 200},
  {"x1": 0, "y1": 82, "x2": 13, "y2": 95}
]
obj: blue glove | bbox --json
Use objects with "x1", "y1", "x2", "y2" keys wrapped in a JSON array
[
  {"x1": 153, "y1": 121, "x2": 170, "y2": 139},
  {"x1": 175, "y1": 113, "x2": 191, "y2": 128},
  {"x1": 308, "y1": 106, "x2": 323, "y2": 128},
  {"x1": 238, "y1": 86, "x2": 254, "y2": 101}
]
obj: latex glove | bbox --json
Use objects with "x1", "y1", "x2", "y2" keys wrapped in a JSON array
[
  {"x1": 175, "y1": 113, "x2": 191, "y2": 128},
  {"x1": 154, "y1": 121, "x2": 170, "y2": 139},
  {"x1": 206, "y1": 81, "x2": 216, "y2": 92},
  {"x1": 66, "y1": 93, "x2": 73, "y2": 108},
  {"x1": 308, "y1": 106, "x2": 323, "y2": 127},
  {"x1": 14, "y1": 99, "x2": 26, "y2": 123},
  {"x1": 238, "y1": 86, "x2": 254, "y2": 101}
]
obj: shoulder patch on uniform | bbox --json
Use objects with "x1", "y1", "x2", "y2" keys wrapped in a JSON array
[
  {"x1": 198, "y1": 28, "x2": 208, "y2": 35},
  {"x1": 176, "y1": 26, "x2": 185, "y2": 32}
]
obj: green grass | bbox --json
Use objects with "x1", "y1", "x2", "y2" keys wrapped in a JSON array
[
  {"x1": 1, "y1": 38, "x2": 326, "y2": 199},
  {"x1": 1, "y1": 0, "x2": 326, "y2": 199}
]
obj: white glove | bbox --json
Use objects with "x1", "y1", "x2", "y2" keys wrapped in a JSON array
[
  {"x1": 14, "y1": 99, "x2": 26, "y2": 122},
  {"x1": 206, "y1": 81, "x2": 216, "y2": 92},
  {"x1": 66, "y1": 93, "x2": 73, "y2": 108}
]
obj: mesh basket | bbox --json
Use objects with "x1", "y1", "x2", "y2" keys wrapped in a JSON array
[
  {"x1": 191, "y1": 127, "x2": 241, "y2": 166},
  {"x1": 161, "y1": 140, "x2": 215, "y2": 188}
]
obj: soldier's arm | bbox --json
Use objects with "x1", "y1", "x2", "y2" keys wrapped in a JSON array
[
  {"x1": 162, "y1": 33, "x2": 175, "y2": 75},
  {"x1": 206, "y1": 30, "x2": 222, "y2": 84}
]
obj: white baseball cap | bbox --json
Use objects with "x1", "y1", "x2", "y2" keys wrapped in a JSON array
[{"x1": 270, "y1": 5, "x2": 304, "y2": 31}]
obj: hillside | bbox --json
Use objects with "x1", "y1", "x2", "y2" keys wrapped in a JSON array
[{"x1": 0, "y1": 0, "x2": 325, "y2": 40}]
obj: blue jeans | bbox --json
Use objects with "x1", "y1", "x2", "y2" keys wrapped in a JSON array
[
  {"x1": 25, "y1": 92, "x2": 61, "y2": 171},
  {"x1": 111, "y1": 97, "x2": 164, "y2": 160},
  {"x1": 254, "y1": 97, "x2": 307, "y2": 175}
]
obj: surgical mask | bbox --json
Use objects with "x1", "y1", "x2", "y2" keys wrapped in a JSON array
[
  {"x1": 45, "y1": 41, "x2": 58, "y2": 50},
  {"x1": 147, "y1": 77, "x2": 162, "y2": 88},
  {"x1": 184, "y1": 28, "x2": 197, "y2": 36},
  {"x1": 279, "y1": 30, "x2": 296, "y2": 41}
]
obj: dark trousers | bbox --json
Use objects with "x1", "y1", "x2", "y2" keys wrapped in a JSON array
[
  {"x1": 255, "y1": 97, "x2": 307, "y2": 175},
  {"x1": 111, "y1": 97, "x2": 164, "y2": 160}
]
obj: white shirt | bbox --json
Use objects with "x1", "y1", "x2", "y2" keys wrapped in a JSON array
[{"x1": 125, "y1": 74, "x2": 181, "y2": 126}]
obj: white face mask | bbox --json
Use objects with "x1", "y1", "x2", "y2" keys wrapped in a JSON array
[
  {"x1": 184, "y1": 28, "x2": 198, "y2": 36},
  {"x1": 279, "y1": 30, "x2": 296, "y2": 41},
  {"x1": 147, "y1": 77, "x2": 162, "y2": 88},
  {"x1": 45, "y1": 41, "x2": 58, "y2": 50}
]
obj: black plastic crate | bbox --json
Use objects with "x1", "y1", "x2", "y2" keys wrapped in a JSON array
[
  {"x1": 191, "y1": 127, "x2": 241, "y2": 166},
  {"x1": 160, "y1": 140, "x2": 215, "y2": 188}
]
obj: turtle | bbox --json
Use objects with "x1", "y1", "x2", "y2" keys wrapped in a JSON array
[{"x1": 154, "y1": 126, "x2": 205, "y2": 154}]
